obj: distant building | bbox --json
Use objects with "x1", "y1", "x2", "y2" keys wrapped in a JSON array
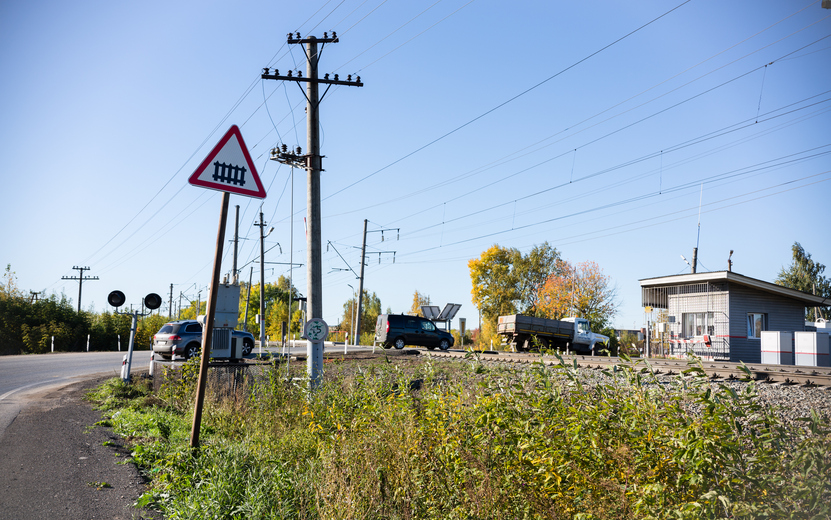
[{"x1": 640, "y1": 271, "x2": 827, "y2": 363}]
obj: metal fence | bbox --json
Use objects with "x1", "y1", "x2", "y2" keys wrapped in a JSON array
[
  {"x1": 642, "y1": 282, "x2": 730, "y2": 361},
  {"x1": 152, "y1": 360, "x2": 279, "y2": 401}
]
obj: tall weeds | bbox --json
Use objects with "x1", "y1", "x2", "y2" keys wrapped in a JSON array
[{"x1": 89, "y1": 355, "x2": 830, "y2": 519}]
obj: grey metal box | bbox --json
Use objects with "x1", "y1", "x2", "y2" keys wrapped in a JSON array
[
  {"x1": 210, "y1": 283, "x2": 241, "y2": 329},
  {"x1": 760, "y1": 331, "x2": 793, "y2": 365},
  {"x1": 794, "y1": 331, "x2": 830, "y2": 367}
]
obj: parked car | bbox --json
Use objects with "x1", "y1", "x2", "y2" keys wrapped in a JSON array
[
  {"x1": 152, "y1": 320, "x2": 254, "y2": 360},
  {"x1": 374, "y1": 314, "x2": 454, "y2": 350}
]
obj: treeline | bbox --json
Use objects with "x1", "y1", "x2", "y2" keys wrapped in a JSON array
[{"x1": 0, "y1": 290, "x2": 167, "y2": 356}]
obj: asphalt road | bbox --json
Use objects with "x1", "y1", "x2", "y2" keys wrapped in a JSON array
[{"x1": 0, "y1": 351, "x2": 153, "y2": 439}]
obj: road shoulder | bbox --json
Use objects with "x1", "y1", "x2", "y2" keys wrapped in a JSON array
[{"x1": 0, "y1": 376, "x2": 161, "y2": 520}]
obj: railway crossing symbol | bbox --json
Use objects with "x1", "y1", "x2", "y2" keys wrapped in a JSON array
[{"x1": 188, "y1": 125, "x2": 266, "y2": 199}]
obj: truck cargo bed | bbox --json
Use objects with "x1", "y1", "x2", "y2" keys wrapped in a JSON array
[{"x1": 497, "y1": 315, "x2": 572, "y2": 338}]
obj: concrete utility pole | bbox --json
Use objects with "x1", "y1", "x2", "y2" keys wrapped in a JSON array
[
  {"x1": 233, "y1": 205, "x2": 240, "y2": 284},
  {"x1": 168, "y1": 283, "x2": 174, "y2": 318},
  {"x1": 62, "y1": 266, "x2": 99, "y2": 312},
  {"x1": 355, "y1": 221, "x2": 398, "y2": 346},
  {"x1": 263, "y1": 32, "x2": 363, "y2": 388},
  {"x1": 255, "y1": 211, "x2": 272, "y2": 351},
  {"x1": 356, "y1": 219, "x2": 368, "y2": 344}
]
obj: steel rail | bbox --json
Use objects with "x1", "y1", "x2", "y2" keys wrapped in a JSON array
[{"x1": 417, "y1": 349, "x2": 831, "y2": 388}]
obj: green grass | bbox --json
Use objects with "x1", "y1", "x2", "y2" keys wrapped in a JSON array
[{"x1": 87, "y1": 355, "x2": 831, "y2": 519}]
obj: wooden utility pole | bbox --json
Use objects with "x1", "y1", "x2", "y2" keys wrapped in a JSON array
[
  {"x1": 263, "y1": 32, "x2": 363, "y2": 388},
  {"x1": 62, "y1": 266, "x2": 98, "y2": 312}
]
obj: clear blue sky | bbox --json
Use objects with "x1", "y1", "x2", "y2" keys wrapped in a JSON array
[{"x1": 2, "y1": 0, "x2": 829, "y2": 335}]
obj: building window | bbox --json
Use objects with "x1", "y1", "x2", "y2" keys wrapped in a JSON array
[
  {"x1": 682, "y1": 312, "x2": 714, "y2": 338},
  {"x1": 747, "y1": 313, "x2": 766, "y2": 339}
]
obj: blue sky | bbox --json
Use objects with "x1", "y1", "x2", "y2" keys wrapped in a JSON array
[{"x1": 1, "y1": 0, "x2": 829, "y2": 335}]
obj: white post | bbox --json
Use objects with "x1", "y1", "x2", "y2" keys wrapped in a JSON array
[
  {"x1": 149, "y1": 352, "x2": 155, "y2": 377},
  {"x1": 118, "y1": 334, "x2": 121, "y2": 351},
  {"x1": 124, "y1": 311, "x2": 138, "y2": 383},
  {"x1": 87, "y1": 334, "x2": 90, "y2": 352},
  {"x1": 121, "y1": 355, "x2": 127, "y2": 379},
  {"x1": 51, "y1": 336, "x2": 54, "y2": 352}
]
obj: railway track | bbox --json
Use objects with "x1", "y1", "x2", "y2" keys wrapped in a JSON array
[{"x1": 415, "y1": 348, "x2": 831, "y2": 388}]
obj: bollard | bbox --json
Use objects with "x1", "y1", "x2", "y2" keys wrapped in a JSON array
[
  {"x1": 149, "y1": 352, "x2": 155, "y2": 377},
  {"x1": 120, "y1": 355, "x2": 127, "y2": 379},
  {"x1": 51, "y1": 336, "x2": 54, "y2": 353},
  {"x1": 118, "y1": 334, "x2": 121, "y2": 352},
  {"x1": 87, "y1": 334, "x2": 90, "y2": 352}
]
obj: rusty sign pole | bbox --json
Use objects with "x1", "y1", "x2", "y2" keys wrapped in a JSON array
[{"x1": 190, "y1": 191, "x2": 230, "y2": 449}]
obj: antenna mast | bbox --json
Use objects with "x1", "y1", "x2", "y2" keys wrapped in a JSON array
[{"x1": 692, "y1": 184, "x2": 703, "y2": 273}]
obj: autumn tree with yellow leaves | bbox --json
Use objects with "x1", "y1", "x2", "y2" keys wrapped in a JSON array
[{"x1": 537, "y1": 260, "x2": 617, "y2": 331}]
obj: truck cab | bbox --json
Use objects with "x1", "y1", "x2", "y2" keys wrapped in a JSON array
[{"x1": 562, "y1": 317, "x2": 609, "y2": 352}]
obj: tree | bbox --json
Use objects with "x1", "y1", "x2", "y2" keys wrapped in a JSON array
[
  {"x1": 1, "y1": 264, "x2": 22, "y2": 299},
  {"x1": 469, "y1": 245, "x2": 519, "y2": 321},
  {"x1": 238, "y1": 275, "x2": 301, "y2": 339},
  {"x1": 514, "y1": 243, "x2": 562, "y2": 316},
  {"x1": 340, "y1": 289, "x2": 382, "y2": 344},
  {"x1": 537, "y1": 260, "x2": 617, "y2": 331},
  {"x1": 410, "y1": 290, "x2": 431, "y2": 317},
  {"x1": 468, "y1": 242, "x2": 562, "y2": 322},
  {"x1": 776, "y1": 242, "x2": 830, "y2": 320}
]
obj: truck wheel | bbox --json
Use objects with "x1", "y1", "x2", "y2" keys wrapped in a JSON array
[
  {"x1": 439, "y1": 339, "x2": 450, "y2": 351},
  {"x1": 394, "y1": 337, "x2": 406, "y2": 349}
]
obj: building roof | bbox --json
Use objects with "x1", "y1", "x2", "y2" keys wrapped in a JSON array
[{"x1": 639, "y1": 271, "x2": 828, "y2": 306}]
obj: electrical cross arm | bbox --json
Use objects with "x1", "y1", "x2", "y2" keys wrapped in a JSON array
[{"x1": 261, "y1": 70, "x2": 362, "y2": 87}]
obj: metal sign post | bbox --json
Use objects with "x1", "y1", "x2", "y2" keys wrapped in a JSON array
[{"x1": 190, "y1": 191, "x2": 229, "y2": 449}]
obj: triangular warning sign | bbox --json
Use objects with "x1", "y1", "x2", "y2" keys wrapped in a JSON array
[{"x1": 188, "y1": 125, "x2": 266, "y2": 199}]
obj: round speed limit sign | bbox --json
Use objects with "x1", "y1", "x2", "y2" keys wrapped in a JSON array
[{"x1": 304, "y1": 318, "x2": 329, "y2": 342}]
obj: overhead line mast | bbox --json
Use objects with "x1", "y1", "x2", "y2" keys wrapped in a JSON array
[
  {"x1": 263, "y1": 31, "x2": 363, "y2": 389},
  {"x1": 61, "y1": 266, "x2": 99, "y2": 313}
]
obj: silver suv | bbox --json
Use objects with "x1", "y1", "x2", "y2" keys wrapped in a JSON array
[{"x1": 152, "y1": 320, "x2": 254, "y2": 360}]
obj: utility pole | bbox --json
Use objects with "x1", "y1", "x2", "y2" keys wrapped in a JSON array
[
  {"x1": 62, "y1": 266, "x2": 98, "y2": 313},
  {"x1": 356, "y1": 219, "x2": 368, "y2": 345},
  {"x1": 30, "y1": 291, "x2": 40, "y2": 303},
  {"x1": 355, "y1": 220, "x2": 398, "y2": 346},
  {"x1": 168, "y1": 283, "x2": 174, "y2": 318},
  {"x1": 255, "y1": 211, "x2": 272, "y2": 351},
  {"x1": 243, "y1": 266, "x2": 253, "y2": 332},
  {"x1": 263, "y1": 32, "x2": 363, "y2": 388},
  {"x1": 233, "y1": 205, "x2": 240, "y2": 284}
]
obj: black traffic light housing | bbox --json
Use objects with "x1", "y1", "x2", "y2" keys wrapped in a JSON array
[
  {"x1": 108, "y1": 290, "x2": 162, "y2": 311},
  {"x1": 144, "y1": 293, "x2": 162, "y2": 310},
  {"x1": 107, "y1": 290, "x2": 126, "y2": 308}
]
